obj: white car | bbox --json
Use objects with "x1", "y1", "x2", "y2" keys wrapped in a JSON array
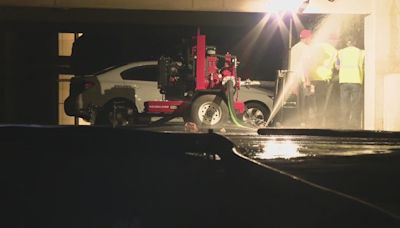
[{"x1": 64, "y1": 61, "x2": 274, "y2": 126}]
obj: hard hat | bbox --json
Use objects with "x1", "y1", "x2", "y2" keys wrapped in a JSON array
[{"x1": 299, "y1": 29, "x2": 312, "y2": 39}]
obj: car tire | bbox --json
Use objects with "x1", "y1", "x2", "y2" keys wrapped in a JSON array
[
  {"x1": 190, "y1": 94, "x2": 229, "y2": 128},
  {"x1": 95, "y1": 99, "x2": 137, "y2": 127},
  {"x1": 243, "y1": 102, "x2": 270, "y2": 126}
]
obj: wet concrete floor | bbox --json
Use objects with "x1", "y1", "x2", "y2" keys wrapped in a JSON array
[
  {"x1": 139, "y1": 122, "x2": 400, "y2": 218},
  {"x1": 2, "y1": 123, "x2": 400, "y2": 227}
]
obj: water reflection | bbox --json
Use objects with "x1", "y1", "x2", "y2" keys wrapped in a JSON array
[
  {"x1": 230, "y1": 135, "x2": 398, "y2": 160},
  {"x1": 255, "y1": 139, "x2": 305, "y2": 159}
]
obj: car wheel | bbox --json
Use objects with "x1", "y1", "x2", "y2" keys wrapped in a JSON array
[
  {"x1": 190, "y1": 94, "x2": 229, "y2": 128},
  {"x1": 95, "y1": 99, "x2": 137, "y2": 127},
  {"x1": 243, "y1": 102, "x2": 270, "y2": 126}
]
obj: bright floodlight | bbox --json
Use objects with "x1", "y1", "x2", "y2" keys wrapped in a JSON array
[{"x1": 266, "y1": 0, "x2": 308, "y2": 13}]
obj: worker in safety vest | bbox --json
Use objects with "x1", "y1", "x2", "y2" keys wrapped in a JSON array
[
  {"x1": 289, "y1": 29, "x2": 314, "y2": 126},
  {"x1": 290, "y1": 29, "x2": 313, "y2": 88},
  {"x1": 336, "y1": 36, "x2": 365, "y2": 129},
  {"x1": 308, "y1": 33, "x2": 338, "y2": 128}
]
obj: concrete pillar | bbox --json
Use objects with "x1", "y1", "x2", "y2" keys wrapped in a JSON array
[
  {"x1": 384, "y1": 74, "x2": 400, "y2": 130},
  {"x1": 365, "y1": 0, "x2": 400, "y2": 130},
  {"x1": 364, "y1": 5, "x2": 377, "y2": 130}
]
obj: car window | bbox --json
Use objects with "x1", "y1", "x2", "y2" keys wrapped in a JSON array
[{"x1": 121, "y1": 65, "x2": 158, "y2": 81}]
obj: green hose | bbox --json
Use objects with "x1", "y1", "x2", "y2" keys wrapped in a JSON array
[{"x1": 225, "y1": 80, "x2": 254, "y2": 129}]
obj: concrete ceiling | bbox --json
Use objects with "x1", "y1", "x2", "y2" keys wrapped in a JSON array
[
  {"x1": 0, "y1": 7, "x2": 275, "y2": 32},
  {"x1": 0, "y1": 0, "x2": 371, "y2": 32},
  {"x1": 0, "y1": 0, "x2": 372, "y2": 14}
]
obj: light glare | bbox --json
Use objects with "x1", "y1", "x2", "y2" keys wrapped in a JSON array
[
  {"x1": 257, "y1": 140, "x2": 305, "y2": 159},
  {"x1": 266, "y1": 0, "x2": 305, "y2": 13}
]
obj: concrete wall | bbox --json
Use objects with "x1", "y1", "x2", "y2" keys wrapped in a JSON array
[
  {"x1": 305, "y1": 0, "x2": 372, "y2": 14},
  {"x1": 384, "y1": 74, "x2": 400, "y2": 131},
  {"x1": 365, "y1": 0, "x2": 400, "y2": 130}
]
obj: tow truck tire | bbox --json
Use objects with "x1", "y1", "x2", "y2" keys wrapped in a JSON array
[
  {"x1": 243, "y1": 102, "x2": 270, "y2": 125},
  {"x1": 95, "y1": 98, "x2": 137, "y2": 127},
  {"x1": 190, "y1": 94, "x2": 229, "y2": 128}
]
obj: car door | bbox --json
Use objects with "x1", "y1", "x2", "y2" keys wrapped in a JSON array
[{"x1": 120, "y1": 63, "x2": 162, "y2": 112}]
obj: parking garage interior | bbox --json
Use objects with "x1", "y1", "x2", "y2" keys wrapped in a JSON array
[
  {"x1": 0, "y1": 7, "x2": 290, "y2": 125},
  {"x1": 0, "y1": 6, "x2": 367, "y2": 127},
  {"x1": 1, "y1": 1, "x2": 400, "y2": 227}
]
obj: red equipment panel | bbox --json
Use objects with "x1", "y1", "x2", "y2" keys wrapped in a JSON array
[
  {"x1": 195, "y1": 33, "x2": 207, "y2": 90},
  {"x1": 144, "y1": 101, "x2": 185, "y2": 114}
]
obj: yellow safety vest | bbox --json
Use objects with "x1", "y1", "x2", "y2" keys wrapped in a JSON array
[
  {"x1": 338, "y1": 46, "x2": 365, "y2": 84},
  {"x1": 309, "y1": 42, "x2": 337, "y2": 81}
]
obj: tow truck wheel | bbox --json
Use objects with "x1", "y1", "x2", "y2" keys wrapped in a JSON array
[
  {"x1": 191, "y1": 94, "x2": 228, "y2": 128},
  {"x1": 243, "y1": 102, "x2": 270, "y2": 126},
  {"x1": 95, "y1": 99, "x2": 137, "y2": 127}
]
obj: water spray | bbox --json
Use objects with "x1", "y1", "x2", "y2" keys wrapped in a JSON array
[{"x1": 265, "y1": 14, "x2": 364, "y2": 128}]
